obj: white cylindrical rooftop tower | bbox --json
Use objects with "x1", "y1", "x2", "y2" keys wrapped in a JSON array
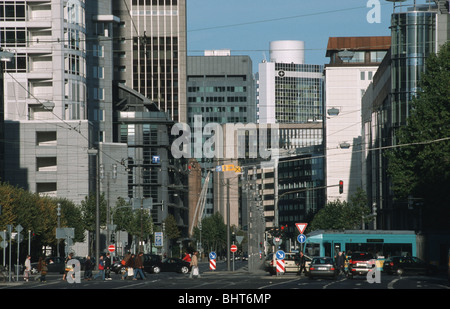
[{"x1": 269, "y1": 40, "x2": 305, "y2": 64}]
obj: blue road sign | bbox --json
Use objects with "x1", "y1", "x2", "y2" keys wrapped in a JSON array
[
  {"x1": 209, "y1": 252, "x2": 217, "y2": 260},
  {"x1": 297, "y1": 234, "x2": 306, "y2": 243},
  {"x1": 276, "y1": 250, "x2": 285, "y2": 260},
  {"x1": 154, "y1": 232, "x2": 163, "y2": 247},
  {"x1": 152, "y1": 156, "x2": 160, "y2": 164}
]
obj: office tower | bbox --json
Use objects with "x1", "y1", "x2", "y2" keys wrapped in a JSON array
[
  {"x1": 325, "y1": 36, "x2": 390, "y2": 202},
  {"x1": 186, "y1": 50, "x2": 256, "y2": 217},
  {"x1": 258, "y1": 41, "x2": 324, "y2": 124},
  {"x1": 112, "y1": 0, "x2": 187, "y2": 123},
  {"x1": 0, "y1": 0, "x2": 92, "y2": 205}
]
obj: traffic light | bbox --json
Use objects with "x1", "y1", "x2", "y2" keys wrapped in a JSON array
[{"x1": 339, "y1": 180, "x2": 343, "y2": 194}]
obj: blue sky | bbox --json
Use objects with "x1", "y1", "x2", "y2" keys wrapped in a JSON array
[{"x1": 186, "y1": 0, "x2": 394, "y2": 70}]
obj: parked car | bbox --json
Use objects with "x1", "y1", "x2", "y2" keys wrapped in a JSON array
[
  {"x1": 142, "y1": 254, "x2": 163, "y2": 274},
  {"x1": 264, "y1": 252, "x2": 311, "y2": 275},
  {"x1": 309, "y1": 257, "x2": 338, "y2": 279},
  {"x1": 30, "y1": 256, "x2": 66, "y2": 274},
  {"x1": 347, "y1": 252, "x2": 375, "y2": 279},
  {"x1": 383, "y1": 256, "x2": 438, "y2": 276}
]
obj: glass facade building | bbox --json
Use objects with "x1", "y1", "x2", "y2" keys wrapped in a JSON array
[
  {"x1": 390, "y1": 10, "x2": 437, "y2": 129},
  {"x1": 274, "y1": 63, "x2": 324, "y2": 124}
]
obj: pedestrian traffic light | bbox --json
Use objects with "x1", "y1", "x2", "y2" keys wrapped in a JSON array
[{"x1": 339, "y1": 180, "x2": 343, "y2": 194}]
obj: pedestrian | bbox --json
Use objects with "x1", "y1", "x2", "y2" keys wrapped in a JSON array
[
  {"x1": 122, "y1": 253, "x2": 134, "y2": 280},
  {"x1": 335, "y1": 251, "x2": 345, "y2": 275},
  {"x1": 38, "y1": 257, "x2": 48, "y2": 283},
  {"x1": 62, "y1": 253, "x2": 73, "y2": 281},
  {"x1": 182, "y1": 251, "x2": 191, "y2": 263},
  {"x1": 105, "y1": 253, "x2": 112, "y2": 280},
  {"x1": 24, "y1": 255, "x2": 31, "y2": 282},
  {"x1": 133, "y1": 252, "x2": 146, "y2": 280},
  {"x1": 94, "y1": 255, "x2": 105, "y2": 281},
  {"x1": 189, "y1": 251, "x2": 200, "y2": 278},
  {"x1": 295, "y1": 251, "x2": 306, "y2": 276},
  {"x1": 84, "y1": 256, "x2": 93, "y2": 280}
]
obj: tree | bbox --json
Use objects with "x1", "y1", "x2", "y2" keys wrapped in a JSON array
[
  {"x1": 386, "y1": 42, "x2": 450, "y2": 230},
  {"x1": 193, "y1": 212, "x2": 227, "y2": 254},
  {"x1": 309, "y1": 188, "x2": 371, "y2": 231}
]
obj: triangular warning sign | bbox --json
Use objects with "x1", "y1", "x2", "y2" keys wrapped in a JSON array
[{"x1": 295, "y1": 223, "x2": 307, "y2": 234}]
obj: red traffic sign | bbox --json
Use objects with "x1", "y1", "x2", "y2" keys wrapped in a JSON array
[
  {"x1": 295, "y1": 223, "x2": 308, "y2": 234},
  {"x1": 108, "y1": 244, "x2": 115, "y2": 252},
  {"x1": 230, "y1": 244, "x2": 237, "y2": 252}
]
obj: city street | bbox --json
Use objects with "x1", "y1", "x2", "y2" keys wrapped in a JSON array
[{"x1": 1, "y1": 260, "x2": 448, "y2": 291}]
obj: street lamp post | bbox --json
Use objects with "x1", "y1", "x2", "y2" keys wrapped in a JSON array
[{"x1": 88, "y1": 148, "x2": 100, "y2": 270}]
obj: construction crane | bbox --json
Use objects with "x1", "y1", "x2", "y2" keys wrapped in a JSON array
[{"x1": 189, "y1": 170, "x2": 211, "y2": 236}]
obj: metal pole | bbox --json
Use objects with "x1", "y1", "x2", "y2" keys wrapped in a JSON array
[
  {"x1": 226, "y1": 178, "x2": 230, "y2": 271},
  {"x1": 95, "y1": 150, "x2": 100, "y2": 270},
  {"x1": 57, "y1": 203, "x2": 61, "y2": 257}
]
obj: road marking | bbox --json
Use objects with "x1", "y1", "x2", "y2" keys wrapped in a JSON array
[{"x1": 388, "y1": 278, "x2": 400, "y2": 289}]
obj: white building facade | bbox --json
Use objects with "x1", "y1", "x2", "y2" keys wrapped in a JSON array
[{"x1": 324, "y1": 36, "x2": 390, "y2": 202}]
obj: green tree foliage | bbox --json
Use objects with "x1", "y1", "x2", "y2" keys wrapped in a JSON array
[
  {"x1": 193, "y1": 212, "x2": 227, "y2": 254},
  {"x1": 309, "y1": 188, "x2": 371, "y2": 231},
  {"x1": 0, "y1": 182, "x2": 84, "y2": 256},
  {"x1": 386, "y1": 42, "x2": 450, "y2": 229},
  {"x1": 164, "y1": 214, "x2": 180, "y2": 241}
]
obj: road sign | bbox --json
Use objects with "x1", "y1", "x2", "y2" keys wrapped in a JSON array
[
  {"x1": 295, "y1": 223, "x2": 308, "y2": 234},
  {"x1": 276, "y1": 259, "x2": 285, "y2": 273},
  {"x1": 276, "y1": 250, "x2": 285, "y2": 260},
  {"x1": 230, "y1": 244, "x2": 237, "y2": 252},
  {"x1": 210, "y1": 259, "x2": 216, "y2": 271},
  {"x1": 236, "y1": 236, "x2": 244, "y2": 244},
  {"x1": 209, "y1": 252, "x2": 217, "y2": 260},
  {"x1": 297, "y1": 234, "x2": 306, "y2": 243},
  {"x1": 273, "y1": 237, "x2": 282, "y2": 245},
  {"x1": 215, "y1": 164, "x2": 241, "y2": 173},
  {"x1": 154, "y1": 232, "x2": 163, "y2": 247},
  {"x1": 152, "y1": 155, "x2": 160, "y2": 164},
  {"x1": 108, "y1": 245, "x2": 115, "y2": 252}
]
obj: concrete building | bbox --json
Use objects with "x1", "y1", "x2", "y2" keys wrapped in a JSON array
[
  {"x1": 324, "y1": 36, "x2": 390, "y2": 202},
  {"x1": 1, "y1": 0, "x2": 92, "y2": 205}
]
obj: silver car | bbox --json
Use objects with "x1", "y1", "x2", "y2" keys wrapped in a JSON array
[{"x1": 309, "y1": 257, "x2": 338, "y2": 279}]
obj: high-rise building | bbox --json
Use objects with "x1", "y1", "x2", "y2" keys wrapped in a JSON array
[
  {"x1": 258, "y1": 41, "x2": 324, "y2": 124},
  {"x1": 362, "y1": 0, "x2": 449, "y2": 230},
  {"x1": 112, "y1": 0, "x2": 187, "y2": 123},
  {"x1": 186, "y1": 50, "x2": 256, "y2": 217},
  {"x1": 324, "y1": 36, "x2": 390, "y2": 202},
  {"x1": 1, "y1": 0, "x2": 92, "y2": 205}
]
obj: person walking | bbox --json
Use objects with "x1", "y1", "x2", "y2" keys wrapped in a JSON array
[
  {"x1": 182, "y1": 251, "x2": 191, "y2": 263},
  {"x1": 24, "y1": 255, "x2": 31, "y2": 282},
  {"x1": 335, "y1": 251, "x2": 345, "y2": 275},
  {"x1": 84, "y1": 256, "x2": 93, "y2": 280},
  {"x1": 37, "y1": 257, "x2": 47, "y2": 283},
  {"x1": 133, "y1": 252, "x2": 146, "y2": 280},
  {"x1": 62, "y1": 253, "x2": 74, "y2": 281},
  {"x1": 121, "y1": 253, "x2": 134, "y2": 280},
  {"x1": 105, "y1": 253, "x2": 112, "y2": 280},
  {"x1": 296, "y1": 251, "x2": 306, "y2": 276},
  {"x1": 189, "y1": 251, "x2": 200, "y2": 278},
  {"x1": 94, "y1": 255, "x2": 105, "y2": 281}
]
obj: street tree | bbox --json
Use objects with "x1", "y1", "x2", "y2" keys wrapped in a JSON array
[{"x1": 386, "y1": 42, "x2": 450, "y2": 230}]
